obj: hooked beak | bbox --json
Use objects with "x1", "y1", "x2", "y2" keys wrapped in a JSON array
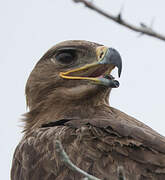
[
  {"x1": 59, "y1": 46, "x2": 122, "y2": 88},
  {"x1": 98, "y1": 48, "x2": 122, "y2": 77}
]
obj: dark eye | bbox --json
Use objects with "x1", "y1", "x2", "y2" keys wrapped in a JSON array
[{"x1": 55, "y1": 50, "x2": 76, "y2": 64}]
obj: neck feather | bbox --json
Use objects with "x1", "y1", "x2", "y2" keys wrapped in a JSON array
[{"x1": 23, "y1": 87, "x2": 111, "y2": 133}]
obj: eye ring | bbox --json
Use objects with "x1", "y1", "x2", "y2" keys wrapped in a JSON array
[{"x1": 55, "y1": 50, "x2": 77, "y2": 65}]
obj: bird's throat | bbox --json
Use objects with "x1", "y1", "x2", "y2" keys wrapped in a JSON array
[{"x1": 24, "y1": 86, "x2": 111, "y2": 132}]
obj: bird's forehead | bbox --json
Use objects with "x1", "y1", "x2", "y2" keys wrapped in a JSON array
[{"x1": 49, "y1": 40, "x2": 103, "y2": 52}]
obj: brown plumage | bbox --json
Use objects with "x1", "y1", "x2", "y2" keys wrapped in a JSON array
[{"x1": 11, "y1": 40, "x2": 165, "y2": 180}]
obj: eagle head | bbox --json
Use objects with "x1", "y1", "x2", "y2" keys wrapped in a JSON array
[{"x1": 25, "y1": 40, "x2": 122, "y2": 130}]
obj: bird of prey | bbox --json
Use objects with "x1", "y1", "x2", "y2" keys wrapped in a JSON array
[{"x1": 11, "y1": 40, "x2": 165, "y2": 180}]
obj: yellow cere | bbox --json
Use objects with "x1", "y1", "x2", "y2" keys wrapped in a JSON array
[{"x1": 96, "y1": 46, "x2": 108, "y2": 62}]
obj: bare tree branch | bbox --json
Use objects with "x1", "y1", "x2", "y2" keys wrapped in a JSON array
[
  {"x1": 73, "y1": 0, "x2": 165, "y2": 42},
  {"x1": 55, "y1": 140, "x2": 101, "y2": 180},
  {"x1": 117, "y1": 166, "x2": 126, "y2": 180}
]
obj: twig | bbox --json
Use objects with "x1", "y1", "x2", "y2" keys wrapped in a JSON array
[
  {"x1": 55, "y1": 140, "x2": 101, "y2": 180},
  {"x1": 73, "y1": 0, "x2": 165, "y2": 42},
  {"x1": 117, "y1": 166, "x2": 126, "y2": 180}
]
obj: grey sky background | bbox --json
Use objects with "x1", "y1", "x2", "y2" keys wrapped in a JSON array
[{"x1": 1, "y1": 0, "x2": 165, "y2": 179}]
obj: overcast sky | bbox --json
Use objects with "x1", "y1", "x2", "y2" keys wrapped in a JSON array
[{"x1": 1, "y1": 0, "x2": 165, "y2": 179}]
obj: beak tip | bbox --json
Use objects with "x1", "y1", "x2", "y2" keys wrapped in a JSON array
[
  {"x1": 113, "y1": 80, "x2": 120, "y2": 88},
  {"x1": 108, "y1": 48, "x2": 122, "y2": 78},
  {"x1": 118, "y1": 67, "x2": 122, "y2": 78}
]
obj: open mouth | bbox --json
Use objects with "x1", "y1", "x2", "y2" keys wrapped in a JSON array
[
  {"x1": 88, "y1": 65, "x2": 112, "y2": 78},
  {"x1": 59, "y1": 47, "x2": 122, "y2": 88},
  {"x1": 60, "y1": 63, "x2": 119, "y2": 88}
]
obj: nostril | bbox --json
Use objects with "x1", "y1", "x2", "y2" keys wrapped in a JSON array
[{"x1": 100, "y1": 51, "x2": 104, "y2": 59}]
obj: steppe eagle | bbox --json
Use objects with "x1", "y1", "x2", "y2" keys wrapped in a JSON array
[{"x1": 11, "y1": 40, "x2": 165, "y2": 180}]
